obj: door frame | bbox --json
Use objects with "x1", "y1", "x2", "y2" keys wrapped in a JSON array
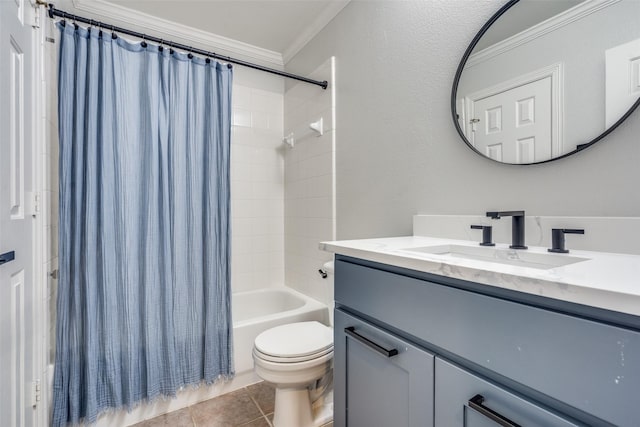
[
  {"x1": 458, "y1": 63, "x2": 565, "y2": 158},
  {"x1": 32, "y1": 4, "x2": 50, "y2": 426}
]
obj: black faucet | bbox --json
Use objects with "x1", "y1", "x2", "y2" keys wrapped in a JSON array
[
  {"x1": 486, "y1": 210, "x2": 527, "y2": 249},
  {"x1": 548, "y1": 228, "x2": 584, "y2": 253},
  {"x1": 470, "y1": 225, "x2": 495, "y2": 246}
]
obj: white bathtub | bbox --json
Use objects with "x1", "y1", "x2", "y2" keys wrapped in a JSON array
[{"x1": 232, "y1": 287, "x2": 330, "y2": 373}]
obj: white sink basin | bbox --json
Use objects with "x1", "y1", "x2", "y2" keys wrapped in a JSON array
[{"x1": 398, "y1": 244, "x2": 589, "y2": 270}]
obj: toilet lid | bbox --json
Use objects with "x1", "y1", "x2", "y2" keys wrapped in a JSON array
[{"x1": 254, "y1": 321, "x2": 333, "y2": 359}]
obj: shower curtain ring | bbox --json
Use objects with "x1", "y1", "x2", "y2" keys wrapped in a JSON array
[
  {"x1": 111, "y1": 25, "x2": 117, "y2": 39},
  {"x1": 158, "y1": 39, "x2": 164, "y2": 52},
  {"x1": 66, "y1": 12, "x2": 70, "y2": 20},
  {"x1": 141, "y1": 34, "x2": 147, "y2": 48}
]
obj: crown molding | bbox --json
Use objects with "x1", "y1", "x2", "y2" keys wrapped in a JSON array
[
  {"x1": 466, "y1": 0, "x2": 620, "y2": 68},
  {"x1": 282, "y1": 0, "x2": 350, "y2": 64},
  {"x1": 70, "y1": 0, "x2": 284, "y2": 68}
]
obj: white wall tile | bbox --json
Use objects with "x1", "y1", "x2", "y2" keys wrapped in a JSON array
[
  {"x1": 231, "y1": 199, "x2": 253, "y2": 218},
  {"x1": 251, "y1": 89, "x2": 284, "y2": 113},
  {"x1": 232, "y1": 251, "x2": 254, "y2": 273},
  {"x1": 251, "y1": 235, "x2": 271, "y2": 253},
  {"x1": 232, "y1": 85, "x2": 251, "y2": 110},
  {"x1": 251, "y1": 111, "x2": 270, "y2": 130},
  {"x1": 283, "y1": 58, "x2": 335, "y2": 311},
  {"x1": 252, "y1": 253, "x2": 271, "y2": 273},
  {"x1": 230, "y1": 179, "x2": 252, "y2": 200},
  {"x1": 268, "y1": 113, "x2": 283, "y2": 132},
  {"x1": 267, "y1": 267, "x2": 285, "y2": 288},
  {"x1": 229, "y1": 79, "x2": 285, "y2": 293},
  {"x1": 231, "y1": 235, "x2": 252, "y2": 255},
  {"x1": 232, "y1": 272, "x2": 254, "y2": 293},
  {"x1": 232, "y1": 108, "x2": 252, "y2": 127},
  {"x1": 232, "y1": 217, "x2": 252, "y2": 236}
]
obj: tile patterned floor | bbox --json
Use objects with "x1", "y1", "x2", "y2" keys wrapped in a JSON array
[{"x1": 131, "y1": 381, "x2": 333, "y2": 427}]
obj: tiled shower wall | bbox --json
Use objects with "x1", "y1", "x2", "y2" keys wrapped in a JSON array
[
  {"x1": 284, "y1": 58, "x2": 336, "y2": 309},
  {"x1": 230, "y1": 79, "x2": 285, "y2": 293}
]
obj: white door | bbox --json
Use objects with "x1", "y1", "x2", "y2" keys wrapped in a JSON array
[
  {"x1": 605, "y1": 38, "x2": 640, "y2": 128},
  {"x1": 469, "y1": 77, "x2": 552, "y2": 164},
  {"x1": 0, "y1": 1, "x2": 36, "y2": 426}
]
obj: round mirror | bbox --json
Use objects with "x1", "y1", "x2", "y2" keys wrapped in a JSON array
[{"x1": 452, "y1": 0, "x2": 640, "y2": 165}]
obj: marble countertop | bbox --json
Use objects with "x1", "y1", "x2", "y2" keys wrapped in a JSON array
[{"x1": 320, "y1": 236, "x2": 640, "y2": 317}]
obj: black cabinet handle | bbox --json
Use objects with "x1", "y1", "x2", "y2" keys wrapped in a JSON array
[
  {"x1": 0, "y1": 251, "x2": 15, "y2": 266},
  {"x1": 344, "y1": 326, "x2": 398, "y2": 358},
  {"x1": 468, "y1": 394, "x2": 521, "y2": 427}
]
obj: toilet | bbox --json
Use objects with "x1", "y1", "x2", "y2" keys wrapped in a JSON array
[{"x1": 253, "y1": 321, "x2": 334, "y2": 427}]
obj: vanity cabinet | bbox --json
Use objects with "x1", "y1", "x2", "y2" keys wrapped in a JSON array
[
  {"x1": 334, "y1": 309, "x2": 434, "y2": 427},
  {"x1": 334, "y1": 255, "x2": 640, "y2": 427}
]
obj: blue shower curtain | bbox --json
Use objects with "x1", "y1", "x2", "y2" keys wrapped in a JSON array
[{"x1": 52, "y1": 23, "x2": 233, "y2": 426}]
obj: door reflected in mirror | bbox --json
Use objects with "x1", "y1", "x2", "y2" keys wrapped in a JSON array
[{"x1": 452, "y1": 0, "x2": 640, "y2": 164}]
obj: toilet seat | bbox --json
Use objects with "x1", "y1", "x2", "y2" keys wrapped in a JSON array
[
  {"x1": 253, "y1": 346, "x2": 334, "y2": 363},
  {"x1": 254, "y1": 321, "x2": 333, "y2": 362},
  {"x1": 253, "y1": 347, "x2": 334, "y2": 373}
]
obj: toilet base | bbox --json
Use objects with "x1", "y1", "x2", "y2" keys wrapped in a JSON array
[
  {"x1": 273, "y1": 387, "x2": 313, "y2": 427},
  {"x1": 271, "y1": 386, "x2": 333, "y2": 427}
]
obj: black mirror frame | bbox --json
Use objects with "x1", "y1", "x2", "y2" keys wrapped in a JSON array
[{"x1": 451, "y1": 0, "x2": 640, "y2": 165}]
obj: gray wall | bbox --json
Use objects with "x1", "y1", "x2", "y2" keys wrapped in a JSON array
[{"x1": 286, "y1": 0, "x2": 640, "y2": 240}]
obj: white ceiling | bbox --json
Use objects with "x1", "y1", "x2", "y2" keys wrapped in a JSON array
[{"x1": 103, "y1": 0, "x2": 348, "y2": 58}]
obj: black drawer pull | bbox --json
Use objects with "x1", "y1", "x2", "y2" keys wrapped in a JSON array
[
  {"x1": 0, "y1": 251, "x2": 15, "y2": 266},
  {"x1": 344, "y1": 326, "x2": 398, "y2": 358},
  {"x1": 468, "y1": 394, "x2": 521, "y2": 427}
]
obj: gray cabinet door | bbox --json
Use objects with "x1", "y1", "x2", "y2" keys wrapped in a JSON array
[
  {"x1": 435, "y1": 358, "x2": 582, "y2": 427},
  {"x1": 334, "y1": 309, "x2": 434, "y2": 427}
]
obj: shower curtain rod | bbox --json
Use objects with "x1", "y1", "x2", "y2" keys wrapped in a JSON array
[{"x1": 45, "y1": 4, "x2": 329, "y2": 90}]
